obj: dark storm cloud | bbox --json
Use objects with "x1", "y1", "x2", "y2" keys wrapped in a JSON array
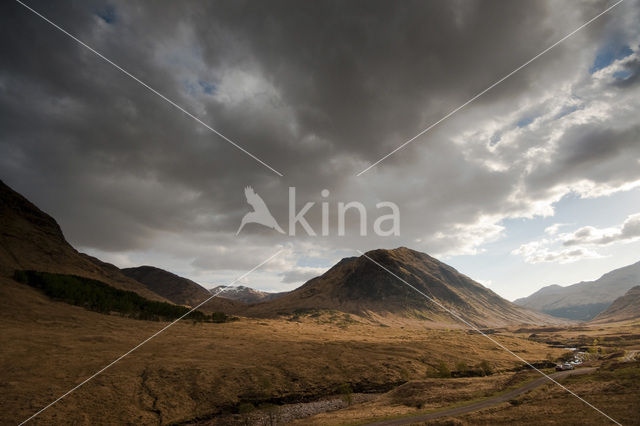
[
  {"x1": 0, "y1": 0, "x2": 638, "y2": 272},
  {"x1": 190, "y1": 1, "x2": 554, "y2": 157},
  {"x1": 613, "y1": 57, "x2": 640, "y2": 87},
  {"x1": 525, "y1": 124, "x2": 640, "y2": 197}
]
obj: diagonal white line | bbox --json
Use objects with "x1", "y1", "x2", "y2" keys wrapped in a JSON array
[
  {"x1": 356, "y1": 0, "x2": 626, "y2": 176},
  {"x1": 356, "y1": 249, "x2": 621, "y2": 425},
  {"x1": 19, "y1": 249, "x2": 284, "y2": 425},
  {"x1": 14, "y1": 0, "x2": 284, "y2": 177}
]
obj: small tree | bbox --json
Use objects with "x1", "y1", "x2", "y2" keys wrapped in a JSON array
[
  {"x1": 478, "y1": 360, "x2": 493, "y2": 376},
  {"x1": 211, "y1": 311, "x2": 228, "y2": 323},
  {"x1": 238, "y1": 403, "x2": 254, "y2": 426},
  {"x1": 436, "y1": 361, "x2": 451, "y2": 378},
  {"x1": 455, "y1": 360, "x2": 468, "y2": 374},
  {"x1": 559, "y1": 351, "x2": 574, "y2": 362},
  {"x1": 258, "y1": 403, "x2": 280, "y2": 426},
  {"x1": 338, "y1": 382, "x2": 353, "y2": 405}
]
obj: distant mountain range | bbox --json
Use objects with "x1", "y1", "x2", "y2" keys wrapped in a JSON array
[
  {"x1": 210, "y1": 285, "x2": 287, "y2": 304},
  {"x1": 0, "y1": 179, "x2": 586, "y2": 327},
  {"x1": 592, "y1": 286, "x2": 640, "y2": 323},
  {"x1": 514, "y1": 261, "x2": 640, "y2": 321}
]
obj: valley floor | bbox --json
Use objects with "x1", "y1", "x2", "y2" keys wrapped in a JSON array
[
  {"x1": 288, "y1": 321, "x2": 640, "y2": 425},
  {"x1": 2, "y1": 277, "x2": 638, "y2": 425}
]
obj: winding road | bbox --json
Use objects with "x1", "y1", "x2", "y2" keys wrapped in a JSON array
[{"x1": 365, "y1": 367, "x2": 596, "y2": 426}]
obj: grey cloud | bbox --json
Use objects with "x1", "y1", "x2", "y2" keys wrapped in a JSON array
[
  {"x1": 513, "y1": 213, "x2": 640, "y2": 266},
  {"x1": 279, "y1": 267, "x2": 326, "y2": 284},
  {"x1": 536, "y1": 248, "x2": 599, "y2": 264},
  {"x1": 563, "y1": 213, "x2": 640, "y2": 246},
  {"x1": 613, "y1": 57, "x2": 640, "y2": 88},
  {"x1": 1, "y1": 0, "x2": 639, "y2": 276},
  {"x1": 512, "y1": 240, "x2": 602, "y2": 265},
  {"x1": 525, "y1": 125, "x2": 640, "y2": 196}
]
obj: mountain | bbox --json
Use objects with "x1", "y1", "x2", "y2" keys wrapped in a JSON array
[
  {"x1": 0, "y1": 180, "x2": 166, "y2": 302},
  {"x1": 0, "y1": 179, "x2": 564, "y2": 327},
  {"x1": 211, "y1": 285, "x2": 288, "y2": 304},
  {"x1": 200, "y1": 295, "x2": 249, "y2": 315},
  {"x1": 592, "y1": 286, "x2": 640, "y2": 323},
  {"x1": 121, "y1": 265, "x2": 212, "y2": 307},
  {"x1": 514, "y1": 261, "x2": 640, "y2": 321},
  {"x1": 120, "y1": 266, "x2": 252, "y2": 313},
  {"x1": 245, "y1": 247, "x2": 556, "y2": 327}
]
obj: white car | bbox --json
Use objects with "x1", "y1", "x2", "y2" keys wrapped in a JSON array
[{"x1": 555, "y1": 363, "x2": 575, "y2": 371}]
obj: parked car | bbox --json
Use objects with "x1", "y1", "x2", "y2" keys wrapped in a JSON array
[{"x1": 555, "y1": 363, "x2": 575, "y2": 371}]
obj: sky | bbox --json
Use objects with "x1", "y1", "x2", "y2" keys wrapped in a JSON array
[{"x1": 1, "y1": 0, "x2": 640, "y2": 300}]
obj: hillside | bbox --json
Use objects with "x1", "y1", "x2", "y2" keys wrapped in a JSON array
[
  {"x1": 245, "y1": 247, "x2": 556, "y2": 327},
  {"x1": 211, "y1": 285, "x2": 288, "y2": 304},
  {"x1": 119, "y1": 266, "x2": 251, "y2": 313},
  {"x1": 514, "y1": 261, "x2": 640, "y2": 321},
  {"x1": 0, "y1": 180, "x2": 167, "y2": 302},
  {"x1": 200, "y1": 295, "x2": 249, "y2": 315},
  {"x1": 592, "y1": 285, "x2": 640, "y2": 323},
  {"x1": 121, "y1": 265, "x2": 211, "y2": 307},
  {"x1": 0, "y1": 271, "x2": 566, "y2": 425}
]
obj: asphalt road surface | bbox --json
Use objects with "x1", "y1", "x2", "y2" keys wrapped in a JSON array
[{"x1": 365, "y1": 367, "x2": 596, "y2": 425}]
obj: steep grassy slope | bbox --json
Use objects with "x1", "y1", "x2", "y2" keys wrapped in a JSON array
[
  {"x1": 592, "y1": 285, "x2": 640, "y2": 323},
  {"x1": 0, "y1": 180, "x2": 167, "y2": 302},
  {"x1": 13, "y1": 270, "x2": 229, "y2": 322},
  {"x1": 121, "y1": 265, "x2": 212, "y2": 307}
]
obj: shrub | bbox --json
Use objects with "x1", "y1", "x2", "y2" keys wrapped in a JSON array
[
  {"x1": 258, "y1": 403, "x2": 280, "y2": 426},
  {"x1": 237, "y1": 403, "x2": 255, "y2": 426},
  {"x1": 478, "y1": 360, "x2": 493, "y2": 376},
  {"x1": 455, "y1": 360, "x2": 468, "y2": 373},
  {"x1": 211, "y1": 311, "x2": 228, "y2": 323},
  {"x1": 337, "y1": 382, "x2": 353, "y2": 405},
  {"x1": 436, "y1": 361, "x2": 451, "y2": 378},
  {"x1": 559, "y1": 351, "x2": 575, "y2": 362},
  {"x1": 238, "y1": 402, "x2": 255, "y2": 414}
]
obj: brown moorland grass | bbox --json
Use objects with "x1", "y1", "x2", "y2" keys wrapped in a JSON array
[
  {"x1": 295, "y1": 324, "x2": 640, "y2": 426},
  {"x1": 288, "y1": 371, "x2": 541, "y2": 425},
  {"x1": 449, "y1": 360, "x2": 640, "y2": 425},
  {"x1": 0, "y1": 277, "x2": 564, "y2": 425}
]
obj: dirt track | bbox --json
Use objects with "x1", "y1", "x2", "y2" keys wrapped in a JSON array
[{"x1": 365, "y1": 367, "x2": 596, "y2": 425}]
